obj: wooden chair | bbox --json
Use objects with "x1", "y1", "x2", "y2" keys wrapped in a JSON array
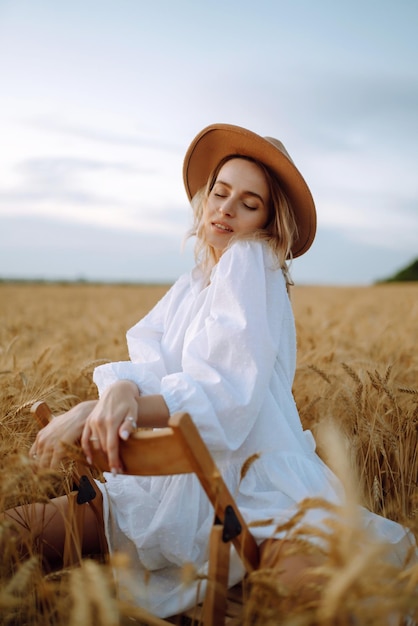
[{"x1": 31, "y1": 401, "x2": 260, "y2": 626}]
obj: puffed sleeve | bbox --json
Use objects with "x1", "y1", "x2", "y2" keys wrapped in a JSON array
[
  {"x1": 160, "y1": 240, "x2": 289, "y2": 451},
  {"x1": 93, "y1": 275, "x2": 189, "y2": 396}
]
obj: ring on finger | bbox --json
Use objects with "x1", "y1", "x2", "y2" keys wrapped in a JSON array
[
  {"x1": 89, "y1": 436, "x2": 101, "y2": 450},
  {"x1": 125, "y1": 416, "x2": 138, "y2": 429}
]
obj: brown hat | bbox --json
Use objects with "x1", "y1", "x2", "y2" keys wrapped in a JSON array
[{"x1": 183, "y1": 123, "x2": 316, "y2": 257}]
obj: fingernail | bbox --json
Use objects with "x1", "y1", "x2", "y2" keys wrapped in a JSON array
[
  {"x1": 111, "y1": 467, "x2": 118, "y2": 477},
  {"x1": 86, "y1": 456, "x2": 92, "y2": 465},
  {"x1": 121, "y1": 429, "x2": 129, "y2": 441}
]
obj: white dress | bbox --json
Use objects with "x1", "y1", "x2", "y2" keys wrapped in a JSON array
[{"x1": 93, "y1": 240, "x2": 416, "y2": 618}]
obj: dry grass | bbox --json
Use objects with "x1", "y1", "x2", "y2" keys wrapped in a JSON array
[{"x1": 0, "y1": 282, "x2": 417, "y2": 625}]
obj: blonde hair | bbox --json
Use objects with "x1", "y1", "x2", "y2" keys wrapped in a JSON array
[{"x1": 186, "y1": 155, "x2": 299, "y2": 288}]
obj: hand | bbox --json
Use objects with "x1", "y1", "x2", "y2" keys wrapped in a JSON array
[
  {"x1": 80, "y1": 380, "x2": 140, "y2": 475},
  {"x1": 30, "y1": 400, "x2": 98, "y2": 468}
]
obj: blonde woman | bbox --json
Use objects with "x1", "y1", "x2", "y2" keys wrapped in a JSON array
[{"x1": 6, "y1": 124, "x2": 416, "y2": 618}]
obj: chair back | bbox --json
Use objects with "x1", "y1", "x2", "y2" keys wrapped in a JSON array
[{"x1": 92, "y1": 411, "x2": 259, "y2": 573}]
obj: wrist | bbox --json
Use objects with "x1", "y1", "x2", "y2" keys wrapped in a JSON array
[
  {"x1": 135, "y1": 394, "x2": 169, "y2": 429},
  {"x1": 112, "y1": 379, "x2": 140, "y2": 398}
]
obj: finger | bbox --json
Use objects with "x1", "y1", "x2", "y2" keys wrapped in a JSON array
[
  {"x1": 30, "y1": 438, "x2": 46, "y2": 466},
  {"x1": 37, "y1": 435, "x2": 64, "y2": 468},
  {"x1": 81, "y1": 426, "x2": 95, "y2": 465},
  {"x1": 49, "y1": 446, "x2": 68, "y2": 469},
  {"x1": 29, "y1": 432, "x2": 42, "y2": 458},
  {"x1": 105, "y1": 428, "x2": 123, "y2": 476},
  {"x1": 119, "y1": 415, "x2": 138, "y2": 441},
  {"x1": 36, "y1": 448, "x2": 54, "y2": 469}
]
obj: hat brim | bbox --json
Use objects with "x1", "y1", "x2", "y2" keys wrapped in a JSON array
[{"x1": 183, "y1": 123, "x2": 316, "y2": 258}]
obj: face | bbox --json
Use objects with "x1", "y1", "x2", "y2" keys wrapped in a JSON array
[{"x1": 203, "y1": 158, "x2": 270, "y2": 260}]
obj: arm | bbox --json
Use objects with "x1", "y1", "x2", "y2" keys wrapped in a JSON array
[
  {"x1": 32, "y1": 280, "x2": 187, "y2": 471},
  {"x1": 81, "y1": 243, "x2": 285, "y2": 467},
  {"x1": 159, "y1": 241, "x2": 290, "y2": 451},
  {"x1": 31, "y1": 384, "x2": 170, "y2": 472},
  {"x1": 46, "y1": 243, "x2": 287, "y2": 469}
]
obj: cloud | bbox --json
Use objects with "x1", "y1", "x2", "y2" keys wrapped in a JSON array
[
  {"x1": 0, "y1": 215, "x2": 194, "y2": 283},
  {"x1": 0, "y1": 156, "x2": 140, "y2": 210},
  {"x1": 18, "y1": 156, "x2": 141, "y2": 181},
  {"x1": 320, "y1": 202, "x2": 418, "y2": 251},
  {"x1": 292, "y1": 227, "x2": 417, "y2": 286},
  {"x1": 280, "y1": 69, "x2": 418, "y2": 163},
  {"x1": 0, "y1": 154, "x2": 191, "y2": 242},
  {"x1": 27, "y1": 117, "x2": 184, "y2": 152},
  {"x1": 313, "y1": 185, "x2": 418, "y2": 258}
]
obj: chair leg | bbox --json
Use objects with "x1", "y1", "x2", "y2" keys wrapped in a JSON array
[
  {"x1": 202, "y1": 524, "x2": 230, "y2": 626},
  {"x1": 63, "y1": 491, "x2": 85, "y2": 568}
]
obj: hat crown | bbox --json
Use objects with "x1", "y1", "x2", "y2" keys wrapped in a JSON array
[{"x1": 264, "y1": 137, "x2": 294, "y2": 165}]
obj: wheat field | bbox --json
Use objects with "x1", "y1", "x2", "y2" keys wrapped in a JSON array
[{"x1": 1, "y1": 282, "x2": 417, "y2": 625}]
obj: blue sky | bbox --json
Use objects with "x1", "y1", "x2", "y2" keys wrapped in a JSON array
[{"x1": 0, "y1": 0, "x2": 417, "y2": 284}]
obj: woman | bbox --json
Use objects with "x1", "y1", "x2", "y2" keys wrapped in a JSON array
[{"x1": 6, "y1": 124, "x2": 416, "y2": 618}]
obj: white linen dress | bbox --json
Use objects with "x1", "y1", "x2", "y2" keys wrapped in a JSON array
[{"x1": 93, "y1": 240, "x2": 416, "y2": 618}]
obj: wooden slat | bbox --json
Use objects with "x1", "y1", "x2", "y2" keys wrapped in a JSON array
[
  {"x1": 92, "y1": 427, "x2": 193, "y2": 476},
  {"x1": 170, "y1": 413, "x2": 260, "y2": 573},
  {"x1": 202, "y1": 525, "x2": 230, "y2": 625},
  {"x1": 31, "y1": 400, "x2": 53, "y2": 426},
  {"x1": 178, "y1": 583, "x2": 245, "y2": 625}
]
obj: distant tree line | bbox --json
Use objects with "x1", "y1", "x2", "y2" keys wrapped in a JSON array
[{"x1": 379, "y1": 258, "x2": 418, "y2": 282}]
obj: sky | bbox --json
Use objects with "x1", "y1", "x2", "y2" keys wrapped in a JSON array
[{"x1": 0, "y1": 0, "x2": 417, "y2": 285}]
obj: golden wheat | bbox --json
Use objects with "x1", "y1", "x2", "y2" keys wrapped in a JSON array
[{"x1": 1, "y1": 282, "x2": 417, "y2": 625}]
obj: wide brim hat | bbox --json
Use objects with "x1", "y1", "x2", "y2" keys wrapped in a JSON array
[{"x1": 183, "y1": 123, "x2": 316, "y2": 258}]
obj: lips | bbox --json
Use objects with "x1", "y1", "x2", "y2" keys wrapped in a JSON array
[{"x1": 212, "y1": 222, "x2": 233, "y2": 233}]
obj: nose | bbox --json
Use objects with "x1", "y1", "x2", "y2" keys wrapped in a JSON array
[{"x1": 218, "y1": 197, "x2": 234, "y2": 217}]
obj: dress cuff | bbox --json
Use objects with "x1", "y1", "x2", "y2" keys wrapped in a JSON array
[{"x1": 93, "y1": 362, "x2": 161, "y2": 397}]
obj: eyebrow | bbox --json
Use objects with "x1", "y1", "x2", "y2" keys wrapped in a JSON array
[{"x1": 214, "y1": 179, "x2": 266, "y2": 204}]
